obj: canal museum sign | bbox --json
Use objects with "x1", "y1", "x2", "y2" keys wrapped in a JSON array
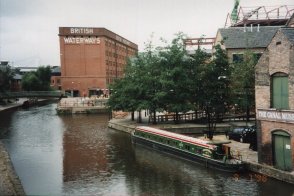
[{"x1": 257, "y1": 109, "x2": 294, "y2": 123}]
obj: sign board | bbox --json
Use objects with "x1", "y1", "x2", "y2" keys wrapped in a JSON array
[
  {"x1": 63, "y1": 37, "x2": 100, "y2": 44},
  {"x1": 257, "y1": 110, "x2": 294, "y2": 123}
]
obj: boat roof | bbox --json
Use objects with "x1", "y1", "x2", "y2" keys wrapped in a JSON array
[{"x1": 136, "y1": 126, "x2": 216, "y2": 150}]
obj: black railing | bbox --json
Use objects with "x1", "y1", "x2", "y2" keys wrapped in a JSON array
[
  {"x1": 0, "y1": 91, "x2": 67, "y2": 99},
  {"x1": 148, "y1": 111, "x2": 256, "y2": 124}
]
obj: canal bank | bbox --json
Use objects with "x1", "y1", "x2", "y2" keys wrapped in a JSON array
[
  {"x1": 0, "y1": 98, "x2": 55, "y2": 195},
  {"x1": 108, "y1": 117, "x2": 294, "y2": 185},
  {"x1": 0, "y1": 142, "x2": 25, "y2": 195}
]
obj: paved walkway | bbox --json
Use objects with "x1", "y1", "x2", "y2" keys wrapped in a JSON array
[
  {"x1": 109, "y1": 116, "x2": 257, "y2": 163},
  {"x1": 0, "y1": 98, "x2": 28, "y2": 112}
]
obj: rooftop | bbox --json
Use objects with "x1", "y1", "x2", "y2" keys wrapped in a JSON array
[{"x1": 218, "y1": 26, "x2": 281, "y2": 49}]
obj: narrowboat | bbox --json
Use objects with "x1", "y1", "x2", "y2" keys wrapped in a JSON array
[{"x1": 132, "y1": 126, "x2": 245, "y2": 173}]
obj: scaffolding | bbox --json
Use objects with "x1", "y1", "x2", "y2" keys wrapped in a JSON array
[
  {"x1": 225, "y1": 5, "x2": 294, "y2": 27},
  {"x1": 184, "y1": 37, "x2": 215, "y2": 53}
]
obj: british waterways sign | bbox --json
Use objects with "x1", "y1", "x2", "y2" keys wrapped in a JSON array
[{"x1": 257, "y1": 109, "x2": 294, "y2": 123}]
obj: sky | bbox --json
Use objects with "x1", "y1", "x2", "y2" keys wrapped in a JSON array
[{"x1": 0, "y1": 0, "x2": 293, "y2": 67}]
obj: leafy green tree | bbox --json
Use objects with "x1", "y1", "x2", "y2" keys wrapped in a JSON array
[
  {"x1": 199, "y1": 45, "x2": 231, "y2": 139},
  {"x1": 187, "y1": 49, "x2": 210, "y2": 116},
  {"x1": 158, "y1": 33, "x2": 193, "y2": 123},
  {"x1": 21, "y1": 72, "x2": 42, "y2": 91},
  {"x1": 21, "y1": 66, "x2": 52, "y2": 91},
  {"x1": 0, "y1": 64, "x2": 15, "y2": 92},
  {"x1": 108, "y1": 35, "x2": 231, "y2": 130},
  {"x1": 36, "y1": 66, "x2": 52, "y2": 90},
  {"x1": 231, "y1": 50, "x2": 257, "y2": 121}
]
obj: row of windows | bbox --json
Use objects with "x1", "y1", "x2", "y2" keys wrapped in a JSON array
[
  {"x1": 51, "y1": 79, "x2": 61, "y2": 84},
  {"x1": 105, "y1": 39, "x2": 136, "y2": 55},
  {"x1": 105, "y1": 51, "x2": 129, "y2": 61},
  {"x1": 106, "y1": 70, "x2": 123, "y2": 76},
  {"x1": 106, "y1": 61, "x2": 126, "y2": 69}
]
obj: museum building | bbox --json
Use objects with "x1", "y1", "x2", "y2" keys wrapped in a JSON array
[
  {"x1": 59, "y1": 27, "x2": 138, "y2": 97},
  {"x1": 255, "y1": 27, "x2": 294, "y2": 172}
]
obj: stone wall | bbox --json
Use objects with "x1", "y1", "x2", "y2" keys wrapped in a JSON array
[{"x1": 0, "y1": 142, "x2": 25, "y2": 195}]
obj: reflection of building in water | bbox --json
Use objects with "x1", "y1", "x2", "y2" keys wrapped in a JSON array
[
  {"x1": 59, "y1": 27, "x2": 138, "y2": 97},
  {"x1": 62, "y1": 115, "x2": 109, "y2": 182}
]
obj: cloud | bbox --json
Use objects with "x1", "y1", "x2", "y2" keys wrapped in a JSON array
[{"x1": 1, "y1": 0, "x2": 293, "y2": 66}]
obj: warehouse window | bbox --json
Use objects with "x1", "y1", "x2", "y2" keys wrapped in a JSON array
[{"x1": 232, "y1": 53, "x2": 244, "y2": 63}]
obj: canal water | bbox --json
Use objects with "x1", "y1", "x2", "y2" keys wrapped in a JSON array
[{"x1": 0, "y1": 103, "x2": 294, "y2": 195}]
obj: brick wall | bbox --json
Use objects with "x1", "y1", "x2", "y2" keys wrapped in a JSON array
[
  {"x1": 258, "y1": 120, "x2": 294, "y2": 168},
  {"x1": 255, "y1": 28, "x2": 294, "y2": 170}
]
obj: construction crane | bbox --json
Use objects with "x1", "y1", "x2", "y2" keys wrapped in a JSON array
[{"x1": 231, "y1": 0, "x2": 240, "y2": 23}]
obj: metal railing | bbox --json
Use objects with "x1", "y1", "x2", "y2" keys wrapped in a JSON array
[{"x1": 0, "y1": 91, "x2": 67, "y2": 99}]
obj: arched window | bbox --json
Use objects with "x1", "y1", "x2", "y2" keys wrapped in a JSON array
[{"x1": 271, "y1": 72, "x2": 289, "y2": 109}]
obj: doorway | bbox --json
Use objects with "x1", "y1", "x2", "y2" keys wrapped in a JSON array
[{"x1": 272, "y1": 130, "x2": 292, "y2": 171}]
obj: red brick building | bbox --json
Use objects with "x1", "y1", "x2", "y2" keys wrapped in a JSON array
[
  {"x1": 255, "y1": 27, "x2": 294, "y2": 171},
  {"x1": 59, "y1": 27, "x2": 138, "y2": 97}
]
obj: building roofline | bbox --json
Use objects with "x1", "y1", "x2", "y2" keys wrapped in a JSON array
[{"x1": 58, "y1": 27, "x2": 138, "y2": 50}]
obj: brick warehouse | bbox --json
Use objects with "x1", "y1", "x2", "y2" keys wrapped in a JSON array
[
  {"x1": 59, "y1": 27, "x2": 138, "y2": 97},
  {"x1": 255, "y1": 27, "x2": 294, "y2": 171}
]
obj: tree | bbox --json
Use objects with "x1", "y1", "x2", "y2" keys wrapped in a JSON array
[
  {"x1": 107, "y1": 35, "x2": 231, "y2": 130},
  {"x1": 21, "y1": 66, "x2": 52, "y2": 91},
  {"x1": 199, "y1": 45, "x2": 231, "y2": 139},
  {"x1": 158, "y1": 33, "x2": 193, "y2": 123},
  {"x1": 36, "y1": 66, "x2": 52, "y2": 90},
  {"x1": 187, "y1": 48, "x2": 210, "y2": 117},
  {"x1": 21, "y1": 72, "x2": 42, "y2": 91},
  {"x1": 231, "y1": 50, "x2": 257, "y2": 121},
  {"x1": 0, "y1": 64, "x2": 15, "y2": 92}
]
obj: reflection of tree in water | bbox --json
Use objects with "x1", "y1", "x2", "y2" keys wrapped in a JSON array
[
  {"x1": 127, "y1": 144, "x2": 224, "y2": 195},
  {"x1": 0, "y1": 110, "x2": 14, "y2": 137}
]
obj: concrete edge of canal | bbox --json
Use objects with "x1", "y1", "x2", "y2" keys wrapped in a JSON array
[
  {"x1": 0, "y1": 142, "x2": 25, "y2": 195},
  {"x1": 108, "y1": 119, "x2": 294, "y2": 185}
]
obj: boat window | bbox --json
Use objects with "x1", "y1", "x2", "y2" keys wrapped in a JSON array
[
  {"x1": 196, "y1": 148, "x2": 202, "y2": 154},
  {"x1": 185, "y1": 145, "x2": 191, "y2": 151}
]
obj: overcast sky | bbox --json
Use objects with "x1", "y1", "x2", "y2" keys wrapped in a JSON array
[{"x1": 0, "y1": 0, "x2": 293, "y2": 67}]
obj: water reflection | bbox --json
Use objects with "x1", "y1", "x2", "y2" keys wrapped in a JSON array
[
  {"x1": 0, "y1": 104, "x2": 294, "y2": 195},
  {"x1": 0, "y1": 105, "x2": 64, "y2": 195}
]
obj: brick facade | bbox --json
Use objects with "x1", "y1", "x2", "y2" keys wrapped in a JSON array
[
  {"x1": 59, "y1": 27, "x2": 138, "y2": 97},
  {"x1": 255, "y1": 28, "x2": 294, "y2": 171}
]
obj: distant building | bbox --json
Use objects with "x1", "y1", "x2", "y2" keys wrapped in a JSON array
[
  {"x1": 10, "y1": 74, "x2": 22, "y2": 92},
  {"x1": 255, "y1": 27, "x2": 294, "y2": 171},
  {"x1": 16, "y1": 66, "x2": 38, "y2": 75},
  {"x1": 50, "y1": 66, "x2": 61, "y2": 90},
  {"x1": 214, "y1": 26, "x2": 281, "y2": 63},
  {"x1": 58, "y1": 27, "x2": 138, "y2": 97}
]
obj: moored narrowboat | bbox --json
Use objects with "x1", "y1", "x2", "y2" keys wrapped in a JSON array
[{"x1": 132, "y1": 126, "x2": 245, "y2": 173}]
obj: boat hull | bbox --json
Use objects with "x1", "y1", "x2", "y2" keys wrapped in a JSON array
[{"x1": 132, "y1": 134, "x2": 245, "y2": 173}]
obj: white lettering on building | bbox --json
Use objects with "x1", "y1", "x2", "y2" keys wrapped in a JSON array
[
  {"x1": 63, "y1": 37, "x2": 100, "y2": 44},
  {"x1": 258, "y1": 110, "x2": 294, "y2": 122},
  {"x1": 70, "y1": 28, "x2": 94, "y2": 34},
  {"x1": 116, "y1": 35, "x2": 131, "y2": 46}
]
